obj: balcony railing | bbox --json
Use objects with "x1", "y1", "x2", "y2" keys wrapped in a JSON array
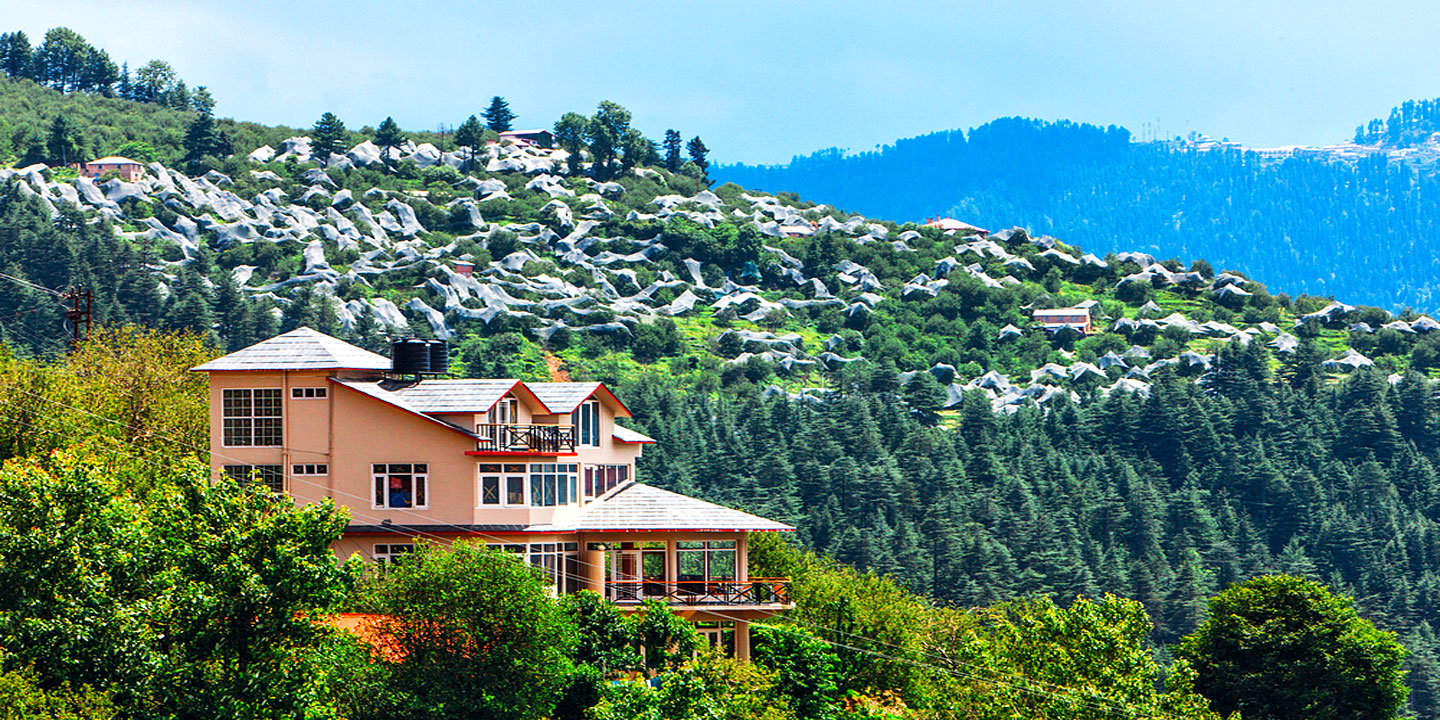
[
  {"x1": 606, "y1": 579, "x2": 791, "y2": 606},
  {"x1": 475, "y1": 424, "x2": 575, "y2": 453}
]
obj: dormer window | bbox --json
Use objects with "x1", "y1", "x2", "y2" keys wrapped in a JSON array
[
  {"x1": 572, "y1": 400, "x2": 600, "y2": 447},
  {"x1": 489, "y1": 398, "x2": 517, "y2": 425}
]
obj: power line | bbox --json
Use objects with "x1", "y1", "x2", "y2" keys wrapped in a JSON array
[{"x1": 0, "y1": 388, "x2": 1192, "y2": 720}]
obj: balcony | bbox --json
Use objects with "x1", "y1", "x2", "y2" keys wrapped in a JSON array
[
  {"x1": 474, "y1": 424, "x2": 575, "y2": 454},
  {"x1": 605, "y1": 578, "x2": 791, "y2": 607}
]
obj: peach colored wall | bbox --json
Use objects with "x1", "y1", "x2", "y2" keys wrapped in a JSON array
[{"x1": 203, "y1": 372, "x2": 649, "y2": 534}]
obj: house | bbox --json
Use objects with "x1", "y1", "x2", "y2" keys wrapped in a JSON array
[
  {"x1": 79, "y1": 156, "x2": 144, "y2": 182},
  {"x1": 191, "y1": 327, "x2": 793, "y2": 657},
  {"x1": 493, "y1": 129, "x2": 555, "y2": 148},
  {"x1": 1032, "y1": 307, "x2": 1094, "y2": 335}
]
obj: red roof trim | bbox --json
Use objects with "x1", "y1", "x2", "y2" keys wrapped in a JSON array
[
  {"x1": 327, "y1": 378, "x2": 478, "y2": 442},
  {"x1": 465, "y1": 451, "x2": 579, "y2": 457}
]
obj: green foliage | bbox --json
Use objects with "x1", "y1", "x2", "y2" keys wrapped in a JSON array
[
  {"x1": 373, "y1": 116, "x2": 406, "y2": 168},
  {"x1": 0, "y1": 451, "x2": 350, "y2": 718},
  {"x1": 369, "y1": 541, "x2": 580, "y2": 720},
  {"x1": 454, "y1": 114, "x2": 484, "y2": 170},
  {"x1": 1178, "y1": 575, "x2": 1410, "y2": 720},
  {"x1": 311, "y1": 111, "x2": 348, "y2": 163},
  {"x1": 483, "y1": 95, "x2": 515, "y2": 133},
  {"x1": 0, "y1": 667, "x2": 116, "y2": 719}
]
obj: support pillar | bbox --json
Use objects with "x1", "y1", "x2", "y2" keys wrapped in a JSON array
[
  {"x1": 582, "y1": 543, "x2": 605, "y2": 595},
  {"x1": 734, "y1": 619, "x2": 751, "y2": 661}
]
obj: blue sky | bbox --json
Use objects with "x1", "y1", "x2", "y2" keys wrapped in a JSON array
[{"x1": 6, "y1": 0, "x2": 1440, "y2": 164}]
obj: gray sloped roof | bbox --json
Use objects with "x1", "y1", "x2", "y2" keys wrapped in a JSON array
[
  {"x1": 560, "y1": 483, "x2": 793, "y2": 532},
  {"x1": 526, "y1": 382, "x2": 604, "y2": 414},
  {"x1": 384, "y1": 379, "x2": 522, "y2": 413},
  {"x1": 613, "y1": 425, "x2": 657, "y2": 444},
  {"x1": 192, "y1": 327, "x2": 390, "y2": 372}
]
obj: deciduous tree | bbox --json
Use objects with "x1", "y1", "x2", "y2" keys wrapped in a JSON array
[{"x1": 1177, "y1": 575, "x2": 1409, "y2": 720}]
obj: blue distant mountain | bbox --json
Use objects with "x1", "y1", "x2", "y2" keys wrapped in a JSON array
[{"x1": 718, "y1": 111, "x2": 1440, "y2": 311}]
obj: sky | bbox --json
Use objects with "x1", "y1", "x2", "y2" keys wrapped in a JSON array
[{"x1": 6, "y1": 0, "x2": 1440, "y2": 165}]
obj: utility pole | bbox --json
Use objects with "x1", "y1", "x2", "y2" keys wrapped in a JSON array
[{"x1": 62, "y1": 286, "x2": 92, "y2": 352}]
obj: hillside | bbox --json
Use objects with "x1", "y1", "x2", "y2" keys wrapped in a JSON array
[
  {"x1": 7, "y1": 83, "x2": 1440, "y2": 714},
  {"x1": 718, "y1": 112, "x2": 1440, "y2": 311}
]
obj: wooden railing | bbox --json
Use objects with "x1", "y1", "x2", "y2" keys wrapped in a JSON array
[
  {"x1": 475, "y1": 424, "x2": 575, "y2": 453},
  {"x1": 606, "y1": 578, "x2": 791, "y2": 606}
]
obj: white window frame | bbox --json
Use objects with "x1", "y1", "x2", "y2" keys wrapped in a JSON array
[
  {"x1": 571, "y1": 400, "x2": 600, "y2": 447},
  {"x1": 222, "y1": 464, "x2": 284, "y2": 493},
  {"x1": 488, "y1": 397, "x2": 517, "y2": 425},
  {"x1": 373, "y1": 543, "x2": 415, "y2": 565},
  {"x1": 583, "y1": 464, "x2": 630, "y2": 501},
  {"x1": 222, "y1": 388, "x2": 283, "y2": 447},
  {"x1": 292, "y1": 464, "x2": 328, "y2": 476},
  {"x1": 479, "y1": 463, "x2": 529, "y2": 507},
  {"x1": 528, "y1": 463, "x2": 578, "y2": 507},
  {"x1": 291, "y1": 387, "x2": 328, "y2": 399},
  {"x1": 372, "y1": 463, "x2": 429, "y2": 510}
]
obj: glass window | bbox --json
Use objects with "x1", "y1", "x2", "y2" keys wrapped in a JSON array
[
  {"x1": 291, "y1": 464, "x2": 328, "y2": 476},
  {"x1": 374, "y1": 543, "x2": 414, "y2": 566},
  {"x1": 223, "y1": 464, "x2": 283, "y2": 492},
  {"x1": 480, "y1": 475, "x2": 501, "y2": 505},
  {"x1": 222, "y1": 389, "x2": 282, "y2": 446},
  {"x1": 527, "y1": 464, "x2": 579, "y2": 507},
  {"x1": 506, "y1": 476, "x2": 525, "y2": 505},
  {"x1": 571, "y1": 400, "x2": 600, "y2": 447},
  {"x1": 676, "y1": 541, "x2": 737, "y2": 582},
  {"x1": 291, "y1": 387, "x2": 327, "y2": 399},
  {"x1": 372, "y1": 463, "x2": 428, "y2": 509},
  {"x1": 584, "y1": 464, "x2": 630, "y2": 500}
]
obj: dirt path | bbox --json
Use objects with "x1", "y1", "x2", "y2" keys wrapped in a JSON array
[{"x1": 544, "y1": 353, "x2": 571, "y2": 381}]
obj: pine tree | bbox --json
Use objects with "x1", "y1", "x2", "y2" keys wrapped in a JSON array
[
  {"x1": 687, "y1": 135, "x2": 710, "y2": 184},
  {"x1": 483, "y1": 96, "x2": 515, "y2": 133},
  {"x1": 310, "y1": 112, "x2": 348, "y2": 166},
  {"x1": 46, "y1": 114, "x2": 83, "y2": 167},
  {"x1": 663, "y1": 129, "x2": 683, "y2": 172},
  {"x1": 454, "y1": 115, "x2": 485, "y2": 171},
  {"x1": 373, "y1": 116, "x2": 406, "y2": 170},
  {"x1": 0, "y1": 31, "x2": 34, "y2": 79}
]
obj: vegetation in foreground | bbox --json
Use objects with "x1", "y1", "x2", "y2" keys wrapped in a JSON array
[{"x1": 0, "y1": 327, "x2": 1411, "y2": 720}]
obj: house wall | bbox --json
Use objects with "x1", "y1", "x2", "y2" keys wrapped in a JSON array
[{"x1": 204, "y1": 372, "x2": 648, "y2": 530}]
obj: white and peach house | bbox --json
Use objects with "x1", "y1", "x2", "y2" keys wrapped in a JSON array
[{"x1": 192, "y1": 327, "x2": 794, "y2": 656}]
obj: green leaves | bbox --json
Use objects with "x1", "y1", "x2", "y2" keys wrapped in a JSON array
[
  {"x1": 0, "y1": 453, "x2": 350, "y2": 718},
  {"x1": 1178, "y1": 575, "x2": 1410, "y2": 720}
]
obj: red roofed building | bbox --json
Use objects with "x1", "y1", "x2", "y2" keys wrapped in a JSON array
[
  {"x1": 80, "y1": 156, "x2": 145, "y2": 182},
  {"x1": 193, "y1": 328, "x2": 793, "y2": 657}
]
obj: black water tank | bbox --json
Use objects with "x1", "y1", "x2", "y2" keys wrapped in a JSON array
[
  {"x1": 427, "y1": 340, "x2": 449, "y2": 376},
  {"x1": 391, "y1": 338, "x2": 430, "y2": 375}
]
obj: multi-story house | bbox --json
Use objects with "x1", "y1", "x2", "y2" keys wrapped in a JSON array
[{"x1": 192, "y1": 327, "x2": 793, "y2": 657}]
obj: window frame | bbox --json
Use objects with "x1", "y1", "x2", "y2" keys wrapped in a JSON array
[
  {"x1": 527, "y1": 463, "x2": 578, "y2": 507},
  {"x1": 291, "y1": 387, "x2": 328, "y2": 399},
  {"x1": 371, "y1": 463, "x2": 429, "y2": 510},
  {"x1": 571, "y1": 400, "x2": 600, "y2": 447},
  {"x1": 222, "y1": 464, "x2": 284, "y2": 493},
  {"x1": 373, "y1": 543, "x2": 415, "y2": 566},
  {"x1": 221, "y1": 388, "x2": 283, "y2": 447}
]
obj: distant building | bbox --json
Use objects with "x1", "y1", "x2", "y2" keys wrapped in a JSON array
[
  {"x1": 493, "y1": 129, "x2": 554, "y2": 148},
  {"x1": 80, "y1": 156, "x2": 144, "y2": 182},
  {"x1": 1033, "y1": 307, "x2": 1094, "y2": 335},
  {"x1": 779, "y1": 221, "x2": 817, "y2": 237},
  {"x1": 924, "y1": 217, "x2": 988, "y2": 235}
]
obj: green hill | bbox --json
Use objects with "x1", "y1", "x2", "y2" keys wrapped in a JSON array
[{"x1": 3, "y1": 60, "x2": 1440, "y2": 715}]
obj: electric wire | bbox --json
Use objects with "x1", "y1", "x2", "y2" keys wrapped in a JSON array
[{"x1": 0, "y1": 385, "x2": 1191, "y2": 720}]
